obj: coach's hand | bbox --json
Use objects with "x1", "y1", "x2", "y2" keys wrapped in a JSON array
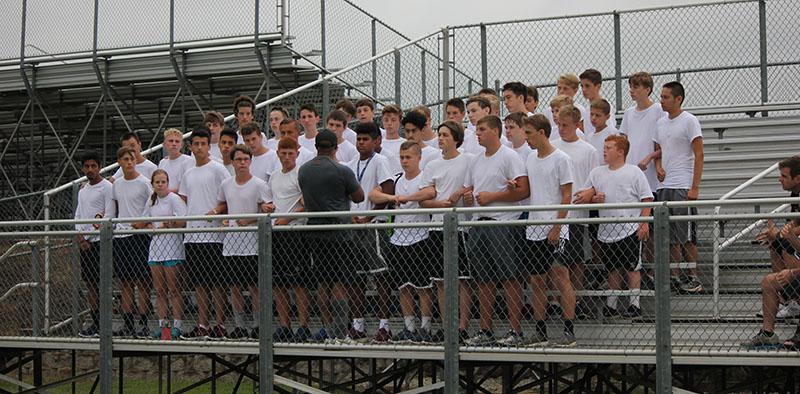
[
  {"x1": 775, "y1": 269, "x2": 798, "y2": 287},
  {"x1": 756, "y1": 220, "x2": 778, "y2": 246}
]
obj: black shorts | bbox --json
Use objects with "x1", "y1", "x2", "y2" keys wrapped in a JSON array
[
  {"x1": 780, "y1": 276, "x2": 800, "y2": 301},
  {"x1": 600, "y1": 234, "x2": 642, "y2": 272},
  {"x1": 80, "y1": 242, "x2": 101, "y2": 284},
  {"x1": 351, "y1": 228, "x2": 390, "y2": 275},
  {"x1": 307, "y1": 233, "x2": 356, "y2": 284},
  {"x1": 272, "y1": 231, "x2": 309, "y2": 286},
  {"x1": 428, "y1": 230, "x2": 471, "y2": 281},
  {"x1": 466, "y1": 222, "x2": 522, "y2": 282},
  {"x1": 112, "y1": 235, "x2": 151, "y2": 281},
  {"x1": 185, "y1": 242, "x2": 224, "y2": 286},
  {"x1": 564, "y1": 225, "x2": 589, "y2": 265},
  {"x1": 385, "y1": 239, "x2": 436, "y2": 289},
  {"x1": 225, "y1": 255, "x2": 258, "y2": 286},
  {"x1": 655, "y1": 188, "x2": 697, "y2": 245},
  {"x1": 588, "y1": 210, "x2": 600, "y2": 238},
  {"x1": 521, "y1": 238, "x2": 566, "y2": 276},
  {"x1": 771, "y1": 238, "x2": 797, "y2": 258}
]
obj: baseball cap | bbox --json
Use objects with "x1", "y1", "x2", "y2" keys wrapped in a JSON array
[{"x1": 315, "y1": 129, "x2": 337, "y2": 149}]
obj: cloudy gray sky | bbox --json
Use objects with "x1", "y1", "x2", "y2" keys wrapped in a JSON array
[{"x1": 348, "y1": 0, "x2": 724, "y2": 38}]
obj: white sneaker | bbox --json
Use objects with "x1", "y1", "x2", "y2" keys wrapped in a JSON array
[{"x1": 777, "y1": 301, "x2": 800, "y2": 319}]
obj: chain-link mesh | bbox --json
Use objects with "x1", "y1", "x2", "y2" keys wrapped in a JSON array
[
  {"x1": 23, "y1": 0, "x2": 94, "y2": 58},
  {"x1": 0, "y1": 1, "x2": 23, "y2": 60}
]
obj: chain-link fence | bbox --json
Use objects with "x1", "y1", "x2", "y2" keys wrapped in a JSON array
[
  {"x1": 2, "y1": 199, "x2": 799, "y2": 356},
  {"x1": 448, "y1": 0, "x2": 800, "y2": 117}
]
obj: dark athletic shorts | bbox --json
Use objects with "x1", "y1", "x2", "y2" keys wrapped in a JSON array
[
  {"x1": 306, "y1": 233, "x2": 356, "y2": 285},
  {"x1": 225, "y1": 255, "x2": 258, "y2": 286},
  {"x1": 80, "y1": 242, "x2": 101, "y2": 284},
  {"x1": 466, "y1": 220, "x2": 522, "y2": 282},
  {"x1": 112, "y1": 234, "x2": 151, "y2": 281},
  {"x1": 428, "y1": 230, "x2": 471, "y2": 281},
  {"x1": 272, "y1": 231, "x2": 309, "y2": 286},
  {"x1": 385, "y1": 238, "x2": 435, "y2": 289},
  {"x1": 564, "y1": 225, "x2": 589, "y2": 265},
  {"x1": 185, "y1": 242, "x2": 224, "y2": 287},
  {"x1": 655, "y1": 188, "x2": 697, "y2": 245},
  {"x1": 520, "y1": 238, "x2": 566, "y2": 276},
  {"x1": 600, "y1": 233, "x2": 643, "y2": 272}
]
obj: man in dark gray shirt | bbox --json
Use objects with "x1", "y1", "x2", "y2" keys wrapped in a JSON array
[{"x1": 298, "y1": 130, "x2": 364, "y2": 341}]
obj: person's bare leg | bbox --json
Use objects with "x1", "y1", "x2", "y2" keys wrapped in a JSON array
[
  {"x1": 503, "y1": 279, "x2": 523, "y2": 333},
  {"x1": 551, "y1": 266, "x2": 576, "y2": 320},
  {"x1": 477, "y1": 282, "x2": 496, "y2": 331},
  {"x1": 761, "y1": 273, "x2": 782, "y2": 332},
  {"x1": 165, "y1": 266, "x2": 183, "y2": 320},
  {"x1": 459, "y1": 282, "x2": 471, "y2": 331},
  {"x1": 213, "y1": 286, "x2": 227, "y2": 326},
  {"x1": 274, "y1": 287, "x2": 291, "y2": 328},
  {"x1": 294, "y1": 286, "x2": 310, "y2": 327},
  {"x1": 136, "y1": 278, "x2": 151, "y2": 316},
  {"x1": 195, "y1": 287, "x2": 210, "y2": 327},
  {"x1": 151, "y1": 266, "x2": 168, "y2": 320},
  {"x1": 317, "y1": 286, "x2": 332, "y2": 326}
]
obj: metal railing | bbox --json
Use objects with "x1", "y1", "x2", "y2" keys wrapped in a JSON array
[{"x1": 2, "y1": 197, "x2": 800, "y2": 392}]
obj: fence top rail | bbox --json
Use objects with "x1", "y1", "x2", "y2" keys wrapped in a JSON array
[
  {"x1": 13, "y1": 197, "x2": 800, "y2": 229},
  {"x1": 448, "y1": 0, "x2": 756, "y2": 29}
]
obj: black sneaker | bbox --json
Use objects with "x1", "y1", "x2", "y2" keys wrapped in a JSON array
[
  {"x1": 228, "y1": 327, "x2": 250, "y2": 340},
  {"x1": 622, "y1": 305, "x2": 642, "y2": 318},
  {"x1": 640, "y1": 270, "x2": 655, "y2": 290},
  {"x1": 680, "y1": 277, "x2": 704, "y2": 294},
  {"x1": 112, "y1": 326, "x2": 135, "y2": 338},
  {"x1": 135, "y1": 325, "x2": 151, "y2": 339},
  {"x1": 546, "y1": 303, "x2": 563, "y2": 319},
  {"x1": 180, "y1": 325, "x2": 210, "y2": 340},
  {"x1": 458, "y1": 329, "x2": 470, "y2": 344},
  {"x1": 209, "y1": 325, "x2": 228, "y2": 340},
  {"x1": 392, "y1": 329, "x2": 421, "y2": 343},
  {"x1": 575, "y1": 302, "x2": 592, "y2": 320},
  {"x1": 294, "y1": 326, "x2": 312, "y2": 342},
  {"x1": 464, "y1": 330, "x2": 495, "y2": 346},
  {"x1": 78, "y1": 323, "x2": 100, "y2": 338},
  {"x1": 430, "y1": 329, "x2": 445, "y2": 343},
  {"x1": 602, "y1": 305, "x2": 620, "y2": 319},
  {"x1": 273, "y1": 326, "x2": 294, "y2": 342},
  {"x1": 670, "y1": 276, "x2": 682, "y2": 292}
]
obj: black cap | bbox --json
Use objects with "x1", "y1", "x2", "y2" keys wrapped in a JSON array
[{"x1": 315, "y1": 129, "x2": 337, "y2": 149}]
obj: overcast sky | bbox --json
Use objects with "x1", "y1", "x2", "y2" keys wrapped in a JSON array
[{"x1": 348, "y1": 0, "x2": 724, "y2": 38}]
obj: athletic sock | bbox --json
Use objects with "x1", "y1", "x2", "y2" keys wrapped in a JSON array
[
  {"x1": 173, "y1": 320, "x2": 182, "y2": 329},
  {"x1": 607, "y1": 295, "x2": 619, "y2": 309},
  {"x1": 420, "y1": 316, "x2": 432, "y2": 331},
  {"x1": 379, "y1": 319, "x2": 390, "y2": 331},
  {"x1": 159, "y1": 319, "x2": 168, "y2": 328},
  {"x1": 404, "y1": 316, "x2": 416, "y2": 332},
  {"x1": 630, "y1": 293, "x2": 641, "y2": 308},
  {"x1": 353, "y1": 318, "x2": 365, "y2": 333}
]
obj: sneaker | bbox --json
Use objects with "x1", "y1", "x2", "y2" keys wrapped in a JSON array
[
  {"x1": 311, "y1": 327, "x2": 329, "y2": 342},
  {"x1": 740, "y1": 329, "x2": 781, "y2": 348},
  {"x1": 679, "y1": 277, "x2": 703, "y2": 294},
  {"x1": 464, "y1": 330, "x2": 495, "y2": 347},
  {"x1": 777, "y1": 301, "x2": 800, "y2": 319},
  {"x1": 273, "y1": 326, "x2": 294, "y2": 342},
  {"x1": 546, "y1": 303, "x2": 563, "y2": 319},
  {"x1": 496, "y1": 330, "x2": 526, "y2": 347},
  {"x1": 458, "y1": 329, "x2": 470, "y2": 344},
  {"x1": 112, "y1": 326, "x2": 135, "y2": 338},
  {"x1": 670, "y1": 276, "x2": 682, "y2": 292},
  {"x1": 228, "y1": 327, "x2": 250, "y2": 340},
  {"x1": 372, "y1": 327, "x2": 392, "y2": 343},
  {"x1": 180, "y1": 325, "x2": 210, "y2": 341},
  {"x1": 209, "y1": 325, "x2": 228, "y2": 340},
  {"x1": 170, "y1": 327, "x2": 182, "y2": 340},
  {"x1": 783, "y1": 328, "x2": 800, "y2": 350},
  {"x1": 250, "y1": 327, "x2": 259, "y2": 340},
  {"x1": 529, "y1": 331, "x2": 548, "y2": 346},
  {"x1": 392, "y1": 329, "x2": 421, "y2": 343},
  {"x1": 417, "y1": 328, "x2": 434, "y2": 343},
  {"x1": 575, "y1": 302, "x2": 592, "y2": 320},
  {"x1": 135, "y1": 326, "x2": 151, "y2": 339},
  {"x1": 640, "y1": 270, "x2": 655, "y2": 290},
  {"x1": 622, "y1": 305, "x2": 642, "y2": 318},
  {"x1": 294, "y1": 326, "x2": 312, "y2": 342},
  {"x1": 151, "y1": 328, "x2": 163, "y2": 340},
  {"x1": 602, "y1": 305, "x2": 620, "y2": 319},
  {"x1": 78, "y1": 323, "x2": 100, "y2": 338},
  {"x1": 555, "y1": 331, "x2": 577, "y2": 348},
  {"x1": 346, "y1": 327, "x2": 368, "y2": 342},
  {"x1": 430, "y1": 329, "x2": 445, "y2": 343}
]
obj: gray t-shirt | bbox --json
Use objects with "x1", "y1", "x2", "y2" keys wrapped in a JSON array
[{"x1": 298, "y1": 155, "x2": 360, "y2": 227}]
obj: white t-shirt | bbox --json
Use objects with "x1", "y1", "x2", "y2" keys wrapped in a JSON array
[
  {"x1": 157, "y1": 154, "x2": 194, "y2": 191},
  {"x1": 179, "y1": 160, "x2": 231, "y2": 244},
  {"x1": 420, "y1": 145, "x2": 442, "y2": 171},
  {"x1": 464, "y1": 145, "x2": 527, "y2": 221},
  {"x1": 423, "y1": 137, "x2": 438, "y2": 149},
  {"x1": 343, "y1": 127, "x2": 357, "y2": 146},
  {"x1": 584, "y1": 164, "x2": 653, "y2": 242},
  {"x1": 619, "y1": 103, "x2": 667, "y2": 192},
  {"x1": 296, "y1": 146, "x2": 315, "y2": 167},
  {"x1": 552, "y1": 138, "x2": 599, "y2": 218},
  {"x1": 422, "y1": 152, "x2": 473, "y2": 224},
  {"x1": 526, "y1": 149, "x2": 574, "y2": 241},
  {"x1": 512, "y1": 143, "x2": 534, "y2": 163},
  {"x1": 549, "y1": 127, "x2": 586, "y2": 142},
  {"x1": 347, "y1": 153, "x2": 394, "y2": 217},
  {"x1": 75, "y1": 179, "x2": 113, "y2": 242},
  {"x1": 545, "y1": 102, "x2": 589, "y2": 130},
  {"x1": 461, "y1": 127, "x2": 512, "y2": 155},
  {"x1": 210, "y1": 144, "x2": 222, "y2": 162},
  {"x1": 225, "y1": 163, "x2": 235, "y2": 176},
  {"x1": 584, "y1": 124, "x2": 619, "y2": 164},
  {"x1": 269, "y1": 165, "x2": 306, "y2": 226},
  {"x1": 112, "y1": 159, "x2": 157, "y2": 181},
  {"x1": 250, "y1": 150, "x2": 280, "y2": 182},
  {"x1": 390, "y1": 172, "x2": 429, "y2": 246},
  {"x1": 266, "y1": 137, "x2": 279, "y2": 152},
  {"x1": 143, "y1": 192, "x2": 187, "y2": 262},
  {"x1": 335, "y1": 140, "x2": 359, "y2": 164},
  {"x1": 111, "y1": 174, "x2": 153, "y2": 237},
  {"x1": 298, "y1": 134, "x2": 317, "y2": 153},
  {"x1": 379, "y1": 146, "x2": 402, "y2": 175},
  {"x1": 218, "y1": 176, "x2": 271, "y2": 256},
  {"x1": 653, "y1": 111, "x2": 703, "y2": 190},
  {"x1": 582, "y1": 101, "x2": 617, "y2": 135}
]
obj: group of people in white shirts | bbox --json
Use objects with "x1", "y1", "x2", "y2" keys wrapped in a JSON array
[{"x1": 73, "y1": 69, "x2": 705, "y2": 347}]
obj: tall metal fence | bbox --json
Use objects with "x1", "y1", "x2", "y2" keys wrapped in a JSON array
[
  {"x1": 0, "y1": 198, "x2": 798, "y2": 392},
  {"x1": 447, "y1": 0, "x2": 800, "y2": 116}
]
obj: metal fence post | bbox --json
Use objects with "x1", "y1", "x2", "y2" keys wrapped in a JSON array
[
  {"x1": 441, "y1": 28, "x2": 450, "y2": 116},
  {"x1": 613, "y1": 11, "x2": 623, "y2": 114},
  {"x1": 421, "y1": 51, "x2": 427, "y2": 106},
  {"x1": 31, "y1": 241, "x2": 41, "y2": 337},
  {"x1": 442, "y1": 212, "x2": 459, "y2": 394},
  {"x1": 479, "y1": 24, "x2": 487, "y2": 89},
  {"x1": 320, "y1": 0, "x2": 329, "y2": 120},
  {"x1": 71, "y1": 183, "x2": 81, "y2": 334},
  {"x1": 258, "y1": 217, "x2": 274, "y2": 393},
  {"x1": 98, "y1": 220, "x2": 113, "y2": 394},
  {"x1": 371, "y1": 19, "x2": 377, "y2": 99},
  {"x1": 758, "y1": 0, "x2": 768, "y2": 106},
  {"x1": 394, "y1": 49, "x2": 401, "y2": 107},
  {"x1": 653, "y1": 206, "x2": 672, "y2": 393}
]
